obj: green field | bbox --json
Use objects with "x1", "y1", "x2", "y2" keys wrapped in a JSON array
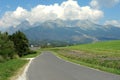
[{"x1": 50, "y1": 40, "x2": 120, "y2": 74}]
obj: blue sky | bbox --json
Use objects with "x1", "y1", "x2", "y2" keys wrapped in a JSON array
[
  {"x1": 0, "y1": 0, "x2": 91, "y2": 16},
  {"x1": 0, "y1": 0, "x2": 120, "y2": 28}
]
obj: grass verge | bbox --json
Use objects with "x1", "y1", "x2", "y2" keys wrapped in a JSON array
[
  {"x1": 0, "y1": 48, "x2": 41, "y2": 80},
  {"x1": 51, "y1": 49, "x2": 120, "y2": 75},
  {"x1": 0, "y1": 59, "x2": 28, "y2": 80},
  {"x1": 22, "y1": 53, "x2": 39, "y2": 58}
]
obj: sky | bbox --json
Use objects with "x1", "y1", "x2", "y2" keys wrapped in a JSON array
[{"x1": 0, "y1": 0, "x2": 120, "y2": 29}]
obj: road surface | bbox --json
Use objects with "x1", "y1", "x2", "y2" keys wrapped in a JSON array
[{"x1": 26, "y1": 52, "x2": 120, "y2": 80}]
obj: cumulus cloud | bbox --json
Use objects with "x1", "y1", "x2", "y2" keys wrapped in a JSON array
[
  {"x1": 104, "y1": 20, "x2": 120, "y2": 27},
  {"x1": 90, "y1": 0, "x2": 120, "y2": 8},
  {"x1": 0, "y1": 7, "x2": 29, "y2": 28},
  {"x1": 0, "y1": 0, "x2": 103, "y2": 28}
]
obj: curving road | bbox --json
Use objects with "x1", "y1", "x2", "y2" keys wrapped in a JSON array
[{"x1": 26, "y1": 52, "x2": 120, "y2": 80}]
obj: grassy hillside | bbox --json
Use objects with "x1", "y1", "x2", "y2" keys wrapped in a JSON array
[
  {"x1": 69, "y1": 40, "x2": 120, "y2": 57},
  {"x1": 50, "y1": 40, "x2": 120, "y2": 74}
]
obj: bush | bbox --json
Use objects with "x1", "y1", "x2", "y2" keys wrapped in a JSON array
[
  {"x1": 0, "y1": 55, "x2": 4, "y2": 62},
  {"x1": 26, "y1": 50, "x2": 37, "y2": 55}
]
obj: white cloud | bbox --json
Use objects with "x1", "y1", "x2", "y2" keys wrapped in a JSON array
[
  {"x1": 0, "y1": 7, "x2": 29, "y2": 28},
  {"x1": 104, "y1": 20, "x2": 120, "y2": 27},
  {"x1": 0, "y1": 0, "x2": 103, "y2": 28},
  {"x1": 90, "y1": 0, "x2": 120, "y2": 8}
]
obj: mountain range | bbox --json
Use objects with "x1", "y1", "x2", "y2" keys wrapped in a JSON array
[{"x1": 5, "y1": 19, "x2": 120, "y2": 46}]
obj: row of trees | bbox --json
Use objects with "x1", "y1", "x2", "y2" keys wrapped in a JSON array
[{"x1": 0, "y1": 31, "x2": 31, "y2": 62}]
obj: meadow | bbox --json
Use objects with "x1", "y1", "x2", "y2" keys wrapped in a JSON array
[{"x1": 50, "y1": 40, "x2": 120, "y2": 74}]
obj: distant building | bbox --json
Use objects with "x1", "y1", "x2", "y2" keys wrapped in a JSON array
[
  {"x1": 31, "y1": 45, "x2": 34, "y2": 48},
  {"x1": 47, "y1": 43, "x2": 51, "y2": 46}
]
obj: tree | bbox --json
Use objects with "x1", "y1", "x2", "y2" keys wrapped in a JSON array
[
  {"x1": 10, "y1": 31, "x2": 30, "y2": 57},
  {"x1": 0, "y1": 32, "x2": 16, "y2": 60}
]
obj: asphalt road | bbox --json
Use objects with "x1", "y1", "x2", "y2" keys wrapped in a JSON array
[{"x1": 26, "y1": 52, "x2": 120, "y2": 80}]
